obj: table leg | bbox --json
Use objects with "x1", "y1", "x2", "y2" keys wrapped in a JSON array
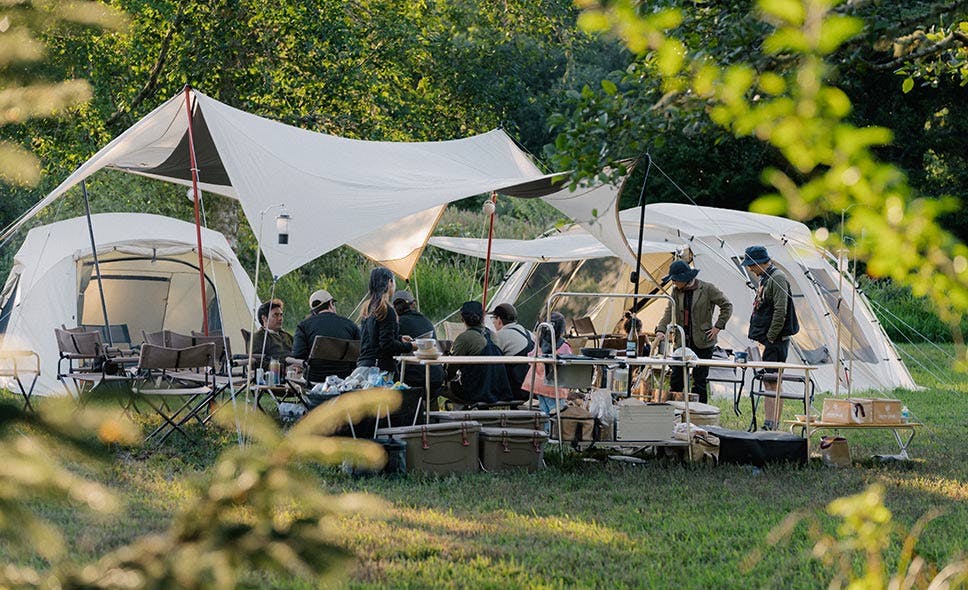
[
  {"x1": 892, "y1": 428, "x2": 916, "y2": 460},
  {"x1": 425, "y1": 363, "x2": 431, "y2": 425}
]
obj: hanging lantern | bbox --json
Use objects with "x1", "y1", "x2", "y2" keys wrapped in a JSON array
[{"x1": 276, "y1": 211, "x2": 291, "y2": 245}]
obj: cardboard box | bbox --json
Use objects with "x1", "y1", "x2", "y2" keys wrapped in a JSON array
[
  {"x1": 479, "y1": 427, "x2": 548, "y2": 472},
  {"x1": 376, "y1": 422, "x2": 481, "y2": 475},
  {"x1": 821, "y1": 398, "x2": 852, "y2": 424},
  {"x1": 617, "y1": 403, "x2": 675, "y2": 441},
  {"x1": 850, "y1": 398, "x2": 874, "y2": 424},
  {"x1": 871, "y1": 398, "x2": 902, "y2": 424}
]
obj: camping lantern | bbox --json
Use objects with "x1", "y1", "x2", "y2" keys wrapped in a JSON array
[{"x1": 276, "y1": 212, "x2": 290, "y2": 245}]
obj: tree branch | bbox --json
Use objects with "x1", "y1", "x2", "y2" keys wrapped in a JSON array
[
  {"x1": 873, "y1": 29, "x2": 968, "y2": 71},
  {"x1": 105, "y1": 8, "x2": 184, "y2": 126}
]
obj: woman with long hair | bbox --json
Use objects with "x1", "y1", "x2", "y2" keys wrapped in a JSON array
[{"x1": 357, "y1": 267, "x2": 415, "y2": 376}]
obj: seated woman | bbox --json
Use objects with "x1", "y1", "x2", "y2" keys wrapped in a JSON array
[
  {"x1": 522, "y1": 312, "x2": 572, "y2": 415},
  {"x1": 447, "y1": 300, "x2": 511, "y2": 404},
  {"x1": 357, "y1": 267, "x2": 415, "y2": 379}
]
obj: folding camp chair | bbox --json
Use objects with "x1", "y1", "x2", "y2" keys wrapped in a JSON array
[
  {"x1": 570, "y1": 316, "x2": 601, "y2": 347},
  {"x1": 133, "y1": 342, "x2": 216, "y2": 444},
  {"x1": 54, "y1": 327, "x2": 136, "y2": 399},
  {"x1": 704, "y1": 347, "x2": 748, "y2": 416},
  {"x1": 747, "y1": 346, "x2": 817, "y2": 431},
  {"x1": 276, "y1": 335, "x2": 360, "y2": 412},
  {"x1": 0, "y1": 349, "x2": 40, "y2": 411}
]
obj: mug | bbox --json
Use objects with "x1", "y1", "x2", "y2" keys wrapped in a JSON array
[{"x1": 734, "y1": 351, "x2": 748, "y2": 363}]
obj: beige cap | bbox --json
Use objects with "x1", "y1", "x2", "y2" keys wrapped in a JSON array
[{"x1": 309, "y1": 289, "x2": 334, "y2": 309}]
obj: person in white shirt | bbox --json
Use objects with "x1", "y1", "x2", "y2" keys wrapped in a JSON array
[{"x1": 489, "y1": 302, "x2": 534, "y2": 400}]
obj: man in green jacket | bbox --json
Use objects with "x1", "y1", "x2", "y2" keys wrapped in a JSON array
[
  {"x1": 655, "y1": 260, "x2": 733, "y2": 403},
  {"x1": 743, "y1": 245, "x2": 800, "y2": 429}
]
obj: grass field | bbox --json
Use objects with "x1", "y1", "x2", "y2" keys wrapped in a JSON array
[{"x1": 2, "y1": 344, "x2": 966, "y2": 588}]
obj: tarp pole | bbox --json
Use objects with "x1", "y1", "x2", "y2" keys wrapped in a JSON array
[
  {"x1": 80, "y1": 180, "x2": 113, "y2": 346},
  {"x1": 628, "y1": 155, "x2": 652, "y2": 396},
  {"x1": 481, "y1": 192, "x2": 498, "y2": 308},
  {"x1": 183, "y1": 85, "x2": 209, "y2": 335}
]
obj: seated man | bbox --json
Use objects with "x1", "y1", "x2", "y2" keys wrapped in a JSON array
[
  {"x1": 291, "y1": 289, "x2": 361, "y2": 382},
  {"x1": 447, "y1": 300, "x2": 511, "y2": 404},
  {"x1": 252, "y1": 298, "x2": 293, "y2": 368},
  {"x1": 489, "y1": 302, "x2": 534, "y2": 400},
  {"x1": 393, "y1": 290, "x2": 445, "y2": 402}
]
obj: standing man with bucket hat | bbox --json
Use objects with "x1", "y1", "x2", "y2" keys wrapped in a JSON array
[
  {"x1": 654, "y1": 259, "x2": 733, "y2": 403},
  {"x1": 742, "y1": 245, "x2": 800, "y2": 429}
]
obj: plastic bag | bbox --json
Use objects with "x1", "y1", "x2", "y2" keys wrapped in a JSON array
[{"x1": 588, "y1": 389, "x2": 615, "y2": 426}]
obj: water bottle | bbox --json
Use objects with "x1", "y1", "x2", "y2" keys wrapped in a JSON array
[
  {"x1": 625, "y1": 321, "x2": 637, "y2": 359},
  {"x1": 268, "y1": 358, "x2": 280, "y2": 386},
  {"x1": 900, "y1": 405, "x2": 910, "y2": 423}
]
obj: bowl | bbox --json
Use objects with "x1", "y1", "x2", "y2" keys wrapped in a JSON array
[{"x1": 414, "y1": 338, "x2": 437, "y2": 352}]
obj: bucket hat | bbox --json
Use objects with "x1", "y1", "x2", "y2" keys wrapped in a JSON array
[
  {"x1": 741, "y1": 245, "x2": 771, "y2": 266},
  {"x1": 663, "y1": 260, "x2": 700, "y2": 283}
]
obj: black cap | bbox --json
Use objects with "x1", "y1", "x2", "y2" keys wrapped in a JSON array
[{"x1": 460, "y1": 301, "x2": 484, "y2": 316}]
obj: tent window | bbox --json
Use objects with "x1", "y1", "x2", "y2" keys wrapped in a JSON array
[
  {"x1": 78, "y1": 257, "x2": 224, "y2": 341},
  {"x1": 809, "y1": 263, "x2": 876, "y2": 363},
  {"x1": 0, "y1": 276, "x2": 19, "y2": 334},
  {"x1": 515, "y1": 260, "x2": 582, "y2": 330}
]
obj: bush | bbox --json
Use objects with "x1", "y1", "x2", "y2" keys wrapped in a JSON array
[{"x1": 861, "y1": 278, "x2": 966, "y2": 343}]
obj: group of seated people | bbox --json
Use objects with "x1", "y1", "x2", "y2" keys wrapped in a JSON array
[{"x1": 249, "y1": 267, "x2": 577, "y2": 411}]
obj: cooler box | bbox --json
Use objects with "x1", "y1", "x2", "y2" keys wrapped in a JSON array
[
  {"x1": 376, "y1": 421, "x2": 481, "y2": 474},
  {"x1": 616, "y1": 403, "x2": 675, "y2": 441},
  {"x1": 479, "y1": 427, "x2": 549, "y2": 472},
  {"x1": 430, "y1": 410, "x2": 549, "y2": 432},
  {"x1": 668, "y1": 401, "x2": 721, "y2": 426}
]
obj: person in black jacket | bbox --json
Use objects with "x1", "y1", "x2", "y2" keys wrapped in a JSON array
[
  {"x1": 743, "y1": 245, "x2": 800, "y2": 429},
  {"x1": 393, "y1": 289, "x2": 444, "y2": 406},
  {"x1": 291, "y1": 289, "x2": 360, "y2": 382},
  {"x1": 357, "y1": 267, "x2": 415, "y2": 377}
]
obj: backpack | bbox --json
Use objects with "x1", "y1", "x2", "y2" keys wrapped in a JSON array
[{"x1": 449, "y1": 329, "x2": 513, "y2": 404}]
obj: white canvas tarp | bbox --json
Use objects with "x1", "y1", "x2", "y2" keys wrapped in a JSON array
[
  {"x1": 0, "y1": 213, "x2": 255, "y2": 396},
  {"x1": 1, "y1": 89, "x2": 560, "y2": 279}
]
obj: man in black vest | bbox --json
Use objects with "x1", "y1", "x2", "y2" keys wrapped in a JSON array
[{"x1": 743, "y1": 245, "x2": 799, "y2": 429}]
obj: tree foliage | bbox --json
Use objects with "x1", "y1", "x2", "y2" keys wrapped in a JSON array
[
  {"x1": 0, "y1": 391, "x2": 400, "y2": 589},
  {"x1": 550, "y1": 0, "x2": 968, "y2": 366}
]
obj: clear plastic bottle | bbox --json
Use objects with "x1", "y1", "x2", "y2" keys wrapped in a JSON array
[
  {"x1": 900, "y1": 405, "x2": 910, "y2": 423},
  {"x1": 625, "y1": 321, "x2": 637, "y2": 359},
  {"x1": 268, "y1": 358, "x2": 280, "y2": 386}
]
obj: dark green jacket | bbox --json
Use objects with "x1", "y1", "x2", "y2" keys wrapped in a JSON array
[
  {"x1": 748, "y1": 265, "x2": 799, "y2": 343},
  {"x1": 656, "y1": 279, "x2": 732, "y2": 349}
]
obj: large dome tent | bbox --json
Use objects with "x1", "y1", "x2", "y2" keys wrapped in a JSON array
[{"x1": 0, "y1": 213, "x2": 255, "y2": 396}]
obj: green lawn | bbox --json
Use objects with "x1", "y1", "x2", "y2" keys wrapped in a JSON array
[{"x1": 2, "y1": 344, "x2": 966, "y2": 588}]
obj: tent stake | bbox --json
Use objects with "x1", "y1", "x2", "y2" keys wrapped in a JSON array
[
  {"x1": 183, "y1": 85, "x2": 209, "y2": 335},
  {"x1": 80, "y1": 180, "x2": 113, "y2": 346}
]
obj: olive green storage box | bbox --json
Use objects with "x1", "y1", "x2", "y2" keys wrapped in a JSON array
[
  {"x1": 430, "y1": 410, "x2": 549, "y2": 432},
  {"x1": 376, "y1": 422, "x2": 481, "y2": 475},
  {"x1": 479, "y1": 427, "x2": 548, "y2": 472}
]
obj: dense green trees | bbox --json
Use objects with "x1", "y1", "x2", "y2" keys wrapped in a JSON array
[{"x1": 548, "y1": 0, "x2": 967, "y2": 356}]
